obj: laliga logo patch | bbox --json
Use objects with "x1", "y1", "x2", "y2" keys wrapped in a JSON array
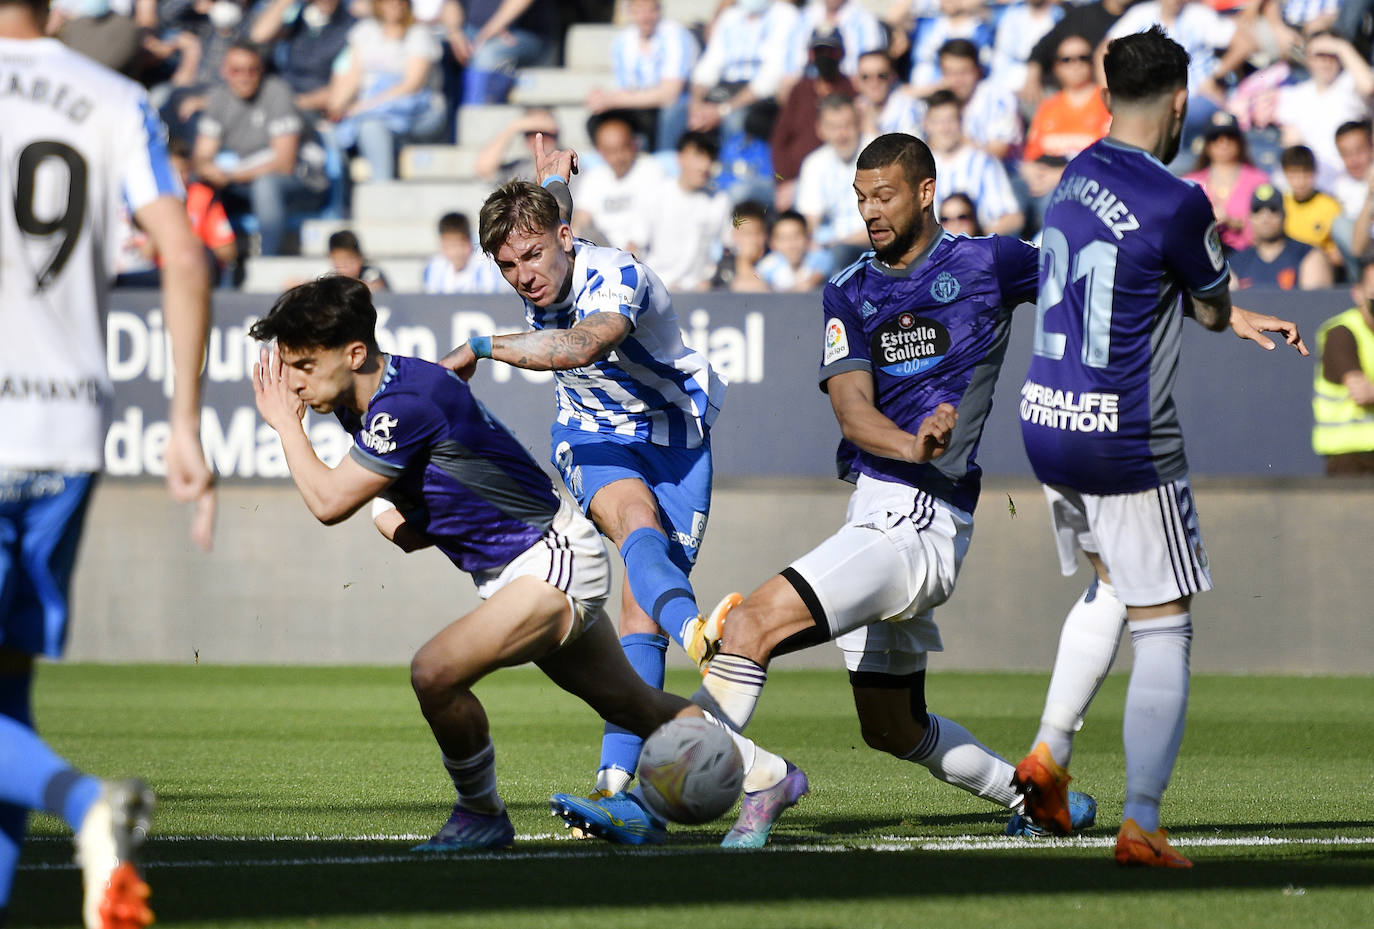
[
  {"x1": 870, "y1": 313, "x2": 950, "y2": 377},
  {"x1": 360, "y1": 412, "x2": 399, "y2": 454},
  {"x1": 1204, "y1": 221, "x2": 1225, "y2": 272},
  {"x1": 930, "y1": 271, "x2": 960, "y2": 303},
  {"x1": 823, "y1": 317, "x2": 849, "y2": 365}
]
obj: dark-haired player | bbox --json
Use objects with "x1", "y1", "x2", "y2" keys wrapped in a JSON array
[
  {"x1": 1010, "y1": 27, "x2": 1307, "y2": 868},
  {"x1": 249, "y1": 276, "x2": 799, "y2": 850},
  {"x1": 668, "y1": 131, "x2": 1096, "y2": 848}
]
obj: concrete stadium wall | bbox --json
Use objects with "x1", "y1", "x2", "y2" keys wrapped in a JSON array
[{"x1": 65, "y1": 478, "x2": 1373, "y2": 674}]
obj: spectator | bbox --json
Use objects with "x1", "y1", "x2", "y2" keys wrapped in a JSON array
[
  {"x1": 688, "y1": 0, "x2": 800, "y2": 137},
  {"x1": 986, "y1": 0, "x2": 1062, "y2": 97},
  {"x1": 423, "y1": 212, "x2": 505, "y2": 294},
  {"x1": 153, "y1": 0, "x2": 254, "y2": 142},
  {"x1": 756, "y1": 210, "x2": 832, "y2": 291},
  {"x1": 783, "y1": 0, "x2": 887, "y2": 85},
  {"x1": 440, "y1": 0, "x2": 557, "y2": 104},
  {"x1": 1279, "y1": 144, "x2": 1343, "y2": 265},
  {"x1": 328, "y1": 230, "x2": 389, "y2": 292},
  {"x1": 1333, "y1": 120, "x2": 1373, "y2": 240},
  {"x1": 714, "y1": 199, "x2": 770, "y2": 292},
  {"x1": 795, "y1": 94, "x2": 870, "y2": 267},
  {"x1": 937, "y1": 191, "x2": 982, "y2": 237},
  {"x1": 250, "y1": 0, "x2": 355, "y2": 117},
  {"x1": 852, "y1": 49, "x2": 921, "y2": 138},
  {"x1": 893, "y1": 0, "x2": 995, "y2": 93},
  {"x1": 771, "y1": 29, "x2": 855, "y2": 210},
  {"x1": 473, "y1": 106, "x2": 559, "y2": 182},
  {"x1": 1022, "y1": 34, "x2": 1110, "y2": 164},
  {"x1": 1229, "y1": 184, "x2": 1332, "y2": 290},
  {"x1": 643, "y1": 131, "x2": 734, "y2": 292},
  {"x1": 589, "y1": 0, "x2": 699, "y2": 153},
  {"x1": 192, "y1": 40, "x2": 330, "y2": 255},
  {"x1": 571, "y1": 111, "x2": 665, "y2": 252},
  {"x1": 1275, "y1": 33, "x2": 1374, "y2": 189},
  {"x1": 938, "y1": 37, "x2": 1022, "y2": 163},
  {"x1": 1312, "y1": 255, "x2": 1374, "y2": 475},
  {"x1": 1183, "y1": 114, "x2": 1272, "y2": 252},
  {"x1": 924, "y1": 89, "x2": 1023, "y2": 235},
  {"x1": 328, "y1": 0, "x2": 446, "y2": 182},
  {"x1": 1025, "y1": 0, "x2": 1132, "y2": 108},
  {"x1": 49, "y1": 0, "x2": 141, "y2": 76}
]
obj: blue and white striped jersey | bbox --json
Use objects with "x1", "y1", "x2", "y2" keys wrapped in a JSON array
[
  {"x1": 422, "y1": 252, "x2": 505, "y2": 294},
  {"x1": 692, "y1": 1, "x2": 799, "y2": 98},
  {"x1": 963, "y1": 80, "x2": 1024, "y2": 154},
  {"x1": 611, "y1": 17, "x2": 699, "y2": 91},
  {"x1": 987, "y1": 2, "x2": 1062, "y2": 94},
  {"x1": 783, "y1": 1, "x2": 887, "y2": 78},
  {"x1": 934, "y1": 145, "x2": 1019, "y2": 230},
  {"x1": 524, "y1": 240, "x2": 724, "y2": 449}
]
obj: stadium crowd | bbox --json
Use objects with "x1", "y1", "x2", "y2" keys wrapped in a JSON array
[{"x1": 84, "y1": 0, "x2": 1374, "y2": 292}]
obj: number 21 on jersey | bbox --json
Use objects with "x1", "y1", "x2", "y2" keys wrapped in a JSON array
[{"x1": 1032, "y1": 227, "x2": 1119, "y2": 369}]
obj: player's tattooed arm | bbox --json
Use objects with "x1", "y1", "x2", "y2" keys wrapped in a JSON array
[
  {"x1": 1185, "y1": 291, "x2": 1232, "y2": 332},
  {"x1": 827, "y1": 370, "x2": 958, "y2": 464},
  {"x1": 491, "y1": 312, "x2": 633, "y2": 370}
]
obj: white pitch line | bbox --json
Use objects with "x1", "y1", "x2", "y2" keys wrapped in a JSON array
[{"x1": 19, "y1": 834, "x2": 1374, "y2": 872}]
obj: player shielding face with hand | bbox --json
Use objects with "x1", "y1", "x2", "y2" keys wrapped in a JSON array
[
  {"x1": 1010, "y1": 26, "x2": 1307, "y2": 868},
  {"x1": 0, "y1": 0, "x2": 215, "y2": 924},
  {"x1": 249, "y1": 276, "x2": 801, "y2": 850},
  {"x1": 672, "y1": 132, "x2": 1097, "y2": 848}
]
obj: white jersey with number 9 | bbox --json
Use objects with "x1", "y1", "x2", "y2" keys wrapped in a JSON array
[{"x1": 0, "y1": 37, "x2": 183, "y2": 472}]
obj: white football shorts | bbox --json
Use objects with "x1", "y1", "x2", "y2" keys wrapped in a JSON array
[
  {"x1": 1042, "y1": 477, "x2": 1213, "y2": 607},
  {"x1": 475, "y1": 498, "x2": 612, "y2": 642},
  {"x1": 786, "y1": 474, "x2": 973, "y2": 675}
]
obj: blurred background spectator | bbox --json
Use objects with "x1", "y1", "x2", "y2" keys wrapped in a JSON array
[
  {"x1": 250, "y1": 0, "x2": 354, "y2": 119},
  {"x1": 328, "y1": 229, "x2": 389, "y2": 291},
  {"x1": 423, "y1": 212, "x2": 505, "y2": 293},
  {"x1": 474, "y1": 106, "x2": 560, "y2": 182},
  {"x1": 937, "y1": 37, "x2": 1021, "y2": 163},
  {"x1": 938, "y1": 191, "x2": 984, "y2": 236},
  {"x1": 1022, "y1": 33, "x2": 1110, "y2": 164},
  {"x1": 48, "y1": 0, "x2": 142, "y2": 75},
  {"x1": 1279, "y1": 144, "x2": 1343, "y2": 267},
  {"x1": 986, "y1": 0, "x2": 1061, "y2": 98},
  {"x1": 688, "y1": 0, "x2": 798, "y2": 139},
  {"x1": 853, "y1": 49, "x2": 921, "y2": 137},
  {"x1": 771, "y1": 28, "x2": 855, "y2": 210},
  {"x1": 757, "y1": 210, "x2": 832, "y2": 290},
  {"x1": 1229, "y1": 183, "x2": 1332, "y2": 290},
  {"x1": 714, "y1": 199, "x2": 770, "y2": 292},
  {"x1": 643, "y1": 131, "x2": 734, "y2": 291},
  {"x1": 1312, "y1": 255, "x2": 1374, "y2": 474},
  {"x1": 1183, "y1": 113, "x2": 1272, "y2": 252},
  {"x1": 571, "y1": 110, "x2": 663, "y2": 251},
  {"x1": 590, "y1": 0, "x2": 699, "y2": 153},
  {"x1": 783, "y1": 0, "x2": 886, "y2": 88},
  {"x1": 443, "y1": 0, "x2": 558, "y2": 104},
  {"x1": 1275, "y1": 32, "x2": 1373, "y2": 189},
  {"x1": 925, "y1": 88, "x2": 1022, "y2": 234},
  {"x1": 795, "y1": 94, "x2": 870, "y2": 267}
]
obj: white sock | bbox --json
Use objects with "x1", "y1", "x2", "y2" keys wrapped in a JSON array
[
  {"x1": 443, "y1": 742, "x2": 503, "y2": 814},
  {"x1": 594, "y1": 766, "x2": 632, "y2": 795},
  {"x1": 1033, "y1": 578, "x2": 1127, "y2": 766},
  {"x1": 695, "y1": 653, "x2": 767, "y2": 732},
  {"x1": 700, "y1": 710, "x2": 787, "y2": 793},
  {"x1": 905, "y1": 714, "x2": 1021, "y2": 808},
  {"x1": 1121, "y1": 613, "x2": 1192, "y2": 833}
]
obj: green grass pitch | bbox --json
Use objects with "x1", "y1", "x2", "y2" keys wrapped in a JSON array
[{"x1": 13, "y1": 664, "x2": 1374, "y2": 928}]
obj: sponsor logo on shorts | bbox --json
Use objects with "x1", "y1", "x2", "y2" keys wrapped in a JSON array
[
  {"x1": 869, "y1": 313, "x2": 949, "y2": 376},
  {"x1": 359, "y1": 412, "x2": 399, "y2": 454},
  {"x1": 671, "y1": 510, "x2": 708, "y2": 556},
  {"x1": 823, "y1": 317, "x2": 849, "y2": 365}
]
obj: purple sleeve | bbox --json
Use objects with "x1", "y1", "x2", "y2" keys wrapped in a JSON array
[
  {"x1": 348, "y1": 392, "x2": 444, "y2": 477},
  {"x1": 992, "y1": 235, "x2": 1041, "y2": 307},
  {"x1": 818, "y1": 281, "x2": 870, "y2": 389},
  {"x1": 1163, "y1": 183, "x2": 1231, "y2": 298}
]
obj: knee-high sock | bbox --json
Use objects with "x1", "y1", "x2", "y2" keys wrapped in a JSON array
[
  {"x1": 442, "y1": 740, "x2": 502, "y2": 815},
  {"x1": 0, "y1": 674, "x2": 100, "y2": 906},
  {"x1": 698, "y1": 711, "x2": 787, "y2": 793},
  {"x1": 619, "y1": 528, "x2": 700, "y2": 649},
  {"x1": 1033, "y1": 578, "x2": 1126, "y2": 766},
  {"x1": 1122, "y1": 614, "x2": 1192, "y2": 833},
  {"x1": 598, "y1": 633, "x2": 668, "y2": 790},
  {"x1": 693, "y1": 653, "x2": 767, "y2": 732},
  {"x1": 905, "y1": 714, "x2": 1022, "y2": 808}
]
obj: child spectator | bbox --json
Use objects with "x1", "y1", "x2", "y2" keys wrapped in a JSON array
[
  {"x1": 1280, "y1": 144, "x2": 1344, "y2": 266},
  {"x1": 756, "y1": 211, "x2": 832, "y2": 291},
  {"x1": 328, "y1": 230, "x2": 389, "y2": 292},
  {"x1": 714, "y1": 200, "x2": 770, "y2": 292},
  {"x1": 423, "y1": 212, "x2": 504, "y2": 294}
]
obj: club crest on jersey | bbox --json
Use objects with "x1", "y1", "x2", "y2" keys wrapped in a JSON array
[
  {"x1": 823, "y1": 317, "x2": 849, "y2": 365},
  {"x1": 930, "y1": 272, "x2": 960, "y2": 303},
  {"x1": 360, "y1": 412, "x2": 399, "y2": 454},
  {"x1": 871, "y1": 313, "x2": 950, "y2": 377}
]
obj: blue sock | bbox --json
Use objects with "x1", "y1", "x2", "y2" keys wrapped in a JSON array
[
  {"x1": 0, "y1": 677, "x2": 100, "y2": 834},
  {"x1": 0, "y1": 675, "x2": 29, "y2": 908},
  {"x1": 619, "y1": 527, "x2": 699, "y2": 649},
  {"x1": 599, "y1": 633, "x2": 668, "y2": 779}
]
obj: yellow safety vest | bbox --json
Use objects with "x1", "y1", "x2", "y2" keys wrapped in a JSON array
[{"x1": 1312, "y1": 308, "x2": 1374, "y2": 456}]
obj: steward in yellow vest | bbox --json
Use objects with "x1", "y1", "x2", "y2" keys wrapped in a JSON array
[{"x1": 1312, "y1": 273, "x2": 1374, "y2": 474}]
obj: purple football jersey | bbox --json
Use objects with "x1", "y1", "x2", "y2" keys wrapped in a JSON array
[
  {"x1": 339, "y1": 355, "x2": 559, "y2": 574},
  {"x1": 1020, "y1": 138, "x2": 1230, "y2": 494},
  {"x1": 819, "y1": 232, "x2": 1039, "y2": 512}
]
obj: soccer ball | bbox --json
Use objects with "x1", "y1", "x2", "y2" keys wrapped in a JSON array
[{"x1": 637, "y1": 716, "x2": 744, "y2": 824}]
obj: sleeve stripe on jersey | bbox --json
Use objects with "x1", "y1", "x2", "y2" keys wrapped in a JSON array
[
  {"x1": 139, "y1": 99, "x2": 180, "y2": 199},
  {"x1": 349, "y1": 444, "x2": 405, "y2": 477},
  {"x1": 1190, "y1": 265, "x2": 1231, "y2": 299}
]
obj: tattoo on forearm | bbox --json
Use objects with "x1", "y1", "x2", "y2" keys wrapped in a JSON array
[{"x1": 495, "y1": 314, "x2": 629, "y2": 370}]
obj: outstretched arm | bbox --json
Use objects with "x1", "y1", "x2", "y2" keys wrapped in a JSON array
[
  {"x1": 1227, "y1": 305, "x2": 1309, "y2": 354},
  {"x1": 827, "y1": 370, "x2": 957, "y2": 464},
  {"x1": 440, "y1": 311, "x2": 633, "y2": 378}
]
